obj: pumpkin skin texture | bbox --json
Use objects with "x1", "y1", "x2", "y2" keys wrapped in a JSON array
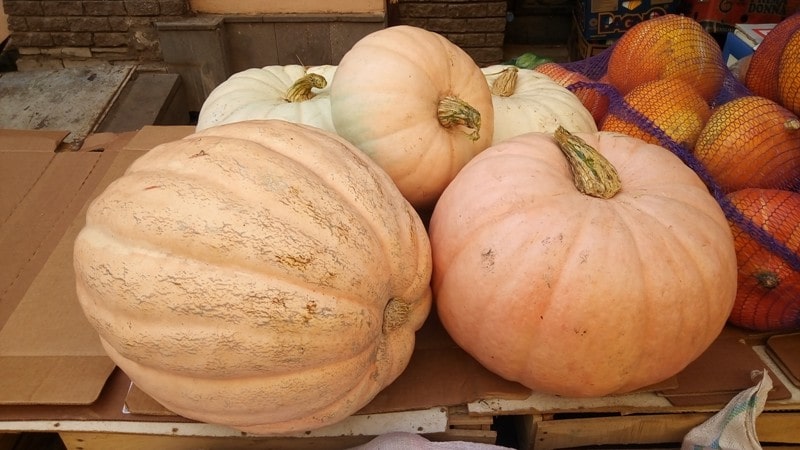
[
  {"x1": 195, "y1": 65, "x2": 337, "y2": 132},
  {"x1": 726, "y1": 188, "x2": 800, "y2": 332},
  {"x1": 482, "y1": 65, "x2": 597, "y2": 144},
  {"x1": 73, "y1": 120, "x2": 432, "y2": 434},
  {"x1": 429, "y1": 131, "x2": 738, "y2": 397},
  {"x1": 601, "y1": 77, "x2": 711, "y2": 150},
  {"x1": 744, "y1": 14, "x2": 800, "y2": 103},
  {"x1": 330, "y1": 25, "x2": 494, "y2": 210},
  {"x1": 778, "y1": 30, "x2": 800, "y2": 117}
]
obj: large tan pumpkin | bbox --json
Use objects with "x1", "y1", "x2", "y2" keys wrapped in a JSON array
[
  {"x1": 73, "y1": 120, "x2": 432, "y2": 434},
  {"x1": 429, "y1": 128, "x2": 738, "y2": 397}
]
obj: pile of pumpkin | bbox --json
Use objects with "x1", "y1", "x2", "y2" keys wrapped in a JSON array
[{"x1": 71, "y1": 16, "x2": 800, "y2": 436}]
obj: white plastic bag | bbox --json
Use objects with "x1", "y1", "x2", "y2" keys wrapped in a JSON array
[
  {"x1": 681, "y1": 370, "x2": 773, "y2": 450},
  {"x1": 349, "y1": 432, "x2": 513, "y2": 450}
]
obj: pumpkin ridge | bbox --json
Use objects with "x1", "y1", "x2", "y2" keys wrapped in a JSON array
[
  {"x1": 103, "y1": 339, "x2": 386, "y2": 431},
  {"x1": 109, "y1": 133, "x2": 424, "y2": 304},
  {"x1": 94, "y1": 308, "x2": 384, "y2": 377},
  {"x1": 140, "y1": 132, "x2": 409, "y2": 279},
  {"x1": 77, "y1": 225, "x2": 388, "y2": 323}
]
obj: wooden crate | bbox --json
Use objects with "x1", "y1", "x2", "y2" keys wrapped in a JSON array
[
  {"x1": 466, "y1": 342, "x2": 800, "y2": 450},
  {"x1": 54, "y1": 406, "x2": 498, "y2": 450},
  {"x1": 516, "y1": 410, "x2": 800, "y2": 450}
]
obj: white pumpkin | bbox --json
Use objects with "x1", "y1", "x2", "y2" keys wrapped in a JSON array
[
  {"x1": 196, "y1": 65, "x2": 337, "y2": 132},
  {"x1": 482, "y1": 65, "x2": 598, "y2": 144}
]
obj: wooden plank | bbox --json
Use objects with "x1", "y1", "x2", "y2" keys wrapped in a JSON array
[
  {"x1": 0, "y1": 66, "x2": 134, "y2": 147},
  {"x1": 58, "y1": 432, "x2": 373, "y2": 450},
  {"x1": 0, "y1": 433, "x2": 18, "y2": 450},
  {"x1": 445, "y1": 405, "x2": 493, "y2": 432},
  {"x1": 519, "y1": 412, "x2": 800, "y2": 450}
]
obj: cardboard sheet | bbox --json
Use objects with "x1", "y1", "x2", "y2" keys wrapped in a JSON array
[
  {"x1": 0, "y1": 145, "x2": 115, "y2": 404},
  {"x1": 658, "y1": 327, "x2": 791, "y2": 407},
  {"x1": 0, "y1": 126, "x2": 189, "y2": 406},
  {"x1": 766, "y1": 332, "x2": 800, "y2": 388}
]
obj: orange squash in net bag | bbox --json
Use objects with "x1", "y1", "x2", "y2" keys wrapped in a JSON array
[
  {"x1": 606, "y1": 14, "x2": 726, "y2": 102},
  {"x1": 744, "y1": 14, "x2": 800, "y2": 103},
  {"x1": 778, "y1": 30, "x2": 800, "y2": 117},
  {"x1": 600, "y1": 77, "x2": 711, "y2": 150},
  {"x1": 430, "y1": 127, "x2": 737, "y2": 397},
  {"x1": 726, "y1": 188, "x2": 800, "y2": 332},
  {"x1": 534, "y1": 62, "x2": 610, "y2": 126},
  {"x1": 693, "y1": 95, "x2": 800, "y2": 193}
]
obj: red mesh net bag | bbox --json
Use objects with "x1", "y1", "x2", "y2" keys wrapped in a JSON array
[{"x1": 537, "y1": 13, "x2": 800, "y2": 332}]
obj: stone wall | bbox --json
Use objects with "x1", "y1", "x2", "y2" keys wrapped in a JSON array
[
  {"x1": 3, "y1": 0, "x2": 508, "y2": 71},
  {"x1": 389, "y1": 0, "x2": 508, "y2": 66},
  {"x1": 4, "y1": 0, "x2": 191, "y2": 70}
]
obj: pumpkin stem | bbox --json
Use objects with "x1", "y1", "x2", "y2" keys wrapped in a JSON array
[
  {"x1": 382, "y1": 298, "x2": 411, "y2": 333},
  {"x1": 553, "y1": 126, "x2": 621, "y2": 199},
  {"x1": 785, "y1": 118, "x2": 800, "y2": 131},
  {"x1": 438, "y1": 95, "x2": 482, "y2": 141},
  {"x1": 284, "y1": 73, "x2": 327, "y2": 102},
  {"x1": 754, "y1": 270, "x2": 780, "y2": 289},
  {"x1": 489, "y1": 67, "x2": 518, "y2": 97}
]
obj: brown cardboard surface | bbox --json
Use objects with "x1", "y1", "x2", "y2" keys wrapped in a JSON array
[
  {"x1": 0, "y1": 126, "x2": 178, "y2": 406},
  {"x1": 78, "y1": 131, "x2": 138, "y2": 153},
  {"x1": 122, "y1": 125, "x2": 195, "y2": 151},
  {"x1": 767, "y1": 332, "x2": 800, "y2": 388},
  {"x1": 0, "y1": 147, "x2": 118, "y2": 404},
  {"x1": 0, "y1": 129, "x2": 69, "y2": 153},
  {"x1": 658, "y1": 327, "x2": 791, "y2": 407}
]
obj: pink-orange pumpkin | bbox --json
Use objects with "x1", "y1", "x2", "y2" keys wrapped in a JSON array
[{"x1": 429, "y1": 128, "x2": 738, "y2": 397}]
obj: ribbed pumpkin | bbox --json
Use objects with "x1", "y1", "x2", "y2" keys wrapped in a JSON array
[
  {"x1": 727, "y1": 188, "x2": 800, "y2": 332},
  {"x1": 744, "y1": 14, "x2": 800, "y2": 103},
  {"x1": 606, "y1": 14, "x2": 726, "y2": 103},
  {"x1": 601, "y1": 77, "x2": 711, "y2": 150},
  {"x1": 330, "y1": 25, "x2": 494, "y2": 210},
  {"x1": 482, "y1": 65, "x2": 597, "y2": 144},
  {"x1": 693, "y1": 95, "x2": 800, "y2": 193},
  {"x1": 196, "y1": 65, "x2": 337, "y2": 132},
  {"x1": 73, "y1": 120, "x2": 432, "y2": 434},
  {"x1": 534, "y1": 62, "x2": 610, "y2": 125},
  {"x1": 429, "y1": 127, "x2": 737, "y2": 397}
]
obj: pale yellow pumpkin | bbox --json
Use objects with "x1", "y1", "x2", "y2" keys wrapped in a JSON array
[
  {"x1": 482, "y1": 65, "x2": 597, "y2": 144},
  {"x1": 330, "y1": 25, "x2": 494, "y2": 210},
  {"x1": 195, "y1": 65, "x2": 337, "y2": 132},
  {"x1": 73, "y1": 120, "x2": 432, "y2": 434}
]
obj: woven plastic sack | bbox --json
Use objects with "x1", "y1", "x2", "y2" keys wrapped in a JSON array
[
  {"x1": 348, "y1": 432, "x2": 513, "y2": 450},
  {"x1": 542, "y1": 16, "x2": 800, "y2": 333},
  {"x1": 681, "y1": 370, "x2": 772, "y2": 450}
]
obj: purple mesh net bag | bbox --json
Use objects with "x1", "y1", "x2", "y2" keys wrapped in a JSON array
[{"x1": 548, "y1": 33, "x2": 800, "y2": 332}]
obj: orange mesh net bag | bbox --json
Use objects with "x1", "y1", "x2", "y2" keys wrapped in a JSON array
[{"x1": 534, "y1": 13, "x2": 800, "y2": 332}]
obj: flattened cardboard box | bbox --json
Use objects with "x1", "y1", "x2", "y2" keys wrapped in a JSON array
[{"x1": 0, "y1": 127, "x2": 192, "y2": 406}]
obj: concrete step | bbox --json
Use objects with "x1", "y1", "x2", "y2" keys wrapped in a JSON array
[{"x1": 96, "y1": 71, "x2": 191, "y2": 133}]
